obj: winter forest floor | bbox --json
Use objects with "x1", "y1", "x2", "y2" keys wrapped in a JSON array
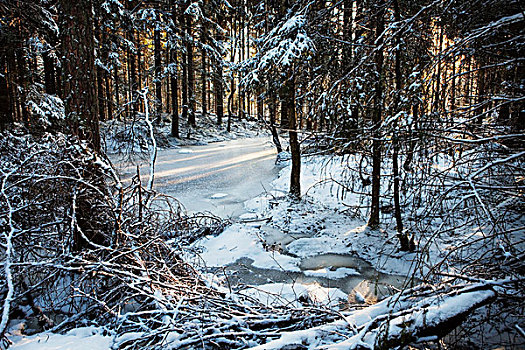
[{"x1": 4, "y1": 119, "x2": 525, "y2": 350}]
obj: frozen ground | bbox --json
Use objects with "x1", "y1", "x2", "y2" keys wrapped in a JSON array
[{"x1": 114, "y1": 137, "x2": 280, "y2": 218}]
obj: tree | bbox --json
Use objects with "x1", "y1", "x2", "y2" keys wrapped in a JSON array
[
  {"x1": 60, "y1": 0, "x2": 100, "y2": 152},
  {"x1": 367, "y1": 0, "x2": 385, "y2": 229}
]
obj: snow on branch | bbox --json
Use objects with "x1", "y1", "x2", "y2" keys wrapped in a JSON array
[{"x1": 242, "y1": 13, "x2": 314, "y2": 87}]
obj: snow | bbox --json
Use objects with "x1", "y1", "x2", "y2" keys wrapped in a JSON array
[
  {"x1": 197, "y1": 224, "x2": 300, "y2": 271},
  {"x1": 240, "y1": 282, "x2": 347, "y2": 308},
  {"x1": 238, "y1": 212, "x2": 258, "y2": 220},
  {"x1": 210, "y1": 192, "x2": 228, "y2": 199},
  {"x1": 8, "y1": 327, "x2": 113, "y2": 350},
  {"x1": 177, "y1": 148, "x2": 194, "y2": 154},
  {"x1": 192, "y1": 152, "x2": 421, "y2": 295}
]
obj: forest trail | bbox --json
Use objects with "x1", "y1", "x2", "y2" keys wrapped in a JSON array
[{"x1": 116, "y1": 137, "x2": 280, "y2": 218}]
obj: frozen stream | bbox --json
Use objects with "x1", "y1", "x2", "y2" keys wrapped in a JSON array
[
  {"x1": 115, "y1": 137, "x2": 280, "y2": 218},
  {"x1": 115, "y1": 136, "x2": 410, "y2": 305}
]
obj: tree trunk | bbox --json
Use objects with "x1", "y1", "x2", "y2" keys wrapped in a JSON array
[
  {"x1": 136, "y1": 30, "x2": 143, "y2": 113},
  {"x1": 170, "y1": 48, "x2": 179, "y2": 137},
  {"x1": 42, "y1": 50, "x2": 56, "y2": 95},
  {"x1": 0, "y1": 52, "x2": 11, "y2": 129},
  {"x1": 186, "y1": 14, "x2": 196, "y2": 127},
  {"x1": 113, "y1": 64, "x2": 120, "y2": 120},
  {"x1": 214, "y1": 12, "x2": 225, "y2": 126},
  {"x1": 201, "y1": 15, "x2": 208, "y2": 119},
  {"x1": 60, "y1": 0, "x2": 100, "y2": 152},
  {"x1": 127, "y1": 32, "x2": 138, "y2": 116},
  {"x1": 105, "y1": 71, "x2": 112, "y2": 120},
  {"x1": 228, "y1": 78, "x2": 235, "y2": 132},
  {"x1": 392, "y1": 0, "x2": 410, "y2": 251},
  {"x1": 280, "y1": 93, "x2": 289, "y2": 128},
  {"x1": 215, "y1": 61, "x2": 224, "y2": 125},
  {"x1": 368, "y1": 0, "x2": 385, "y2": 229},
  {"x1": 285, "y1": 78, "x2": 300, "y2": 199},
  {"x1": 181, "y1": 11, "x2": 189, "y2": 124},
  {"x1": 154, "y1": 28, "x2": 163, "y2": 115},
  {"x1": 342, "y1": 0, "x2": 353, "y2": 69},
  {"x1": 257, "y1": 87, "x2": 264, "y2": 121},
  {"x1": 269, "y1": 90, "x2": 282, "y2": 153},
  {"x1": 15, "y1": 46, "x2": 29, "y2": 127},
  {"x1": 239, "y1": 0, "x2": 246, "y2": 120}
]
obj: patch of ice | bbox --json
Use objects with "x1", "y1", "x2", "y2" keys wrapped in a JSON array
[
  {"x1": 287, "y1": 237, "x2": 349, "y2": 258},
  {"x1": 210, "y1": 192, "x2": 228, "y2": 199},
  {"x1": 303, "y1": 267, "x2": 360, "y2": 279},
  {"x1": 178, "y1": 148, "x2": 194, "y2": 154}
]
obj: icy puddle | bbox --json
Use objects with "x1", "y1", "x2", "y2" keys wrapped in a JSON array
[
  {"x1": 217, "y1": 253, "x2": 411, "y2": 305},
  {"x1": 198, "y1": 223, "x2": 414, "y2": 307}
]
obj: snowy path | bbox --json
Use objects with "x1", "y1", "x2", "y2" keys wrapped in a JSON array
[{"x1": 115, "y1": 137, "x2": 279, "y2": 218}]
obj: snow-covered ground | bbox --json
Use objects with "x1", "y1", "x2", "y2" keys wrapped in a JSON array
[
  {"x1": 6, "y1": 137, "x2": 522, "y2": 349},
  {"x1": 7, "y1": 326, "x2": 112, "y2": 350},
  {"x1": 188, "y1": 154, "x2": 420, "y2": 310},
  {"x1": 101, "y1": 113, "x2": 269, "y2": 156},
  {"x1": 192, "y1": 150, "x2": 523, "y2": 309},
  {"x1": 194, "y1": 154, "x2": 418, "y2": 278}
]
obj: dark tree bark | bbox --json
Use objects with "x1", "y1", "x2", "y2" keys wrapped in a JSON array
[
  {"x1": 201, "y1": 8, "x2": 208, "y2": 119},
  {"x1": 213, "y1": 10, "x2": 224, "y2": 125},
  {"x1": 269, "y1": 89, "x2": 282, "y2": 153},
  {"x1": 238, "y1": 0, "x2": 246, "y2": 120},
  {"x1": 94, "y1": 14, "x2": 106, "y2": 122},
  {"x1": 256, "y1": 86, "x2": 263, "y2": 121},
  {"x1": 227, "y1": 78, "x2": 235, "y2": 132},
  {"x1": 181, "y1": 11, "x2": 189, "y2": 124},
  {"x1": 342, "y1": 0, "x2": 353, "y2": 68},
  {"x1": 127, "y1": 32, "x2": 138, "y2": 116},
  {"x1": 227, "y1": 13, "x2": 236, "y2": 132},
  {"x1": 186, "y1": 13, "x2": 196, "y2": 127},
  {"x1": 368, "y1": 0, "x2": 385, "y2": 229},
  {"x1": 96, "y1": 64, "x2": 106, "y2": 122},
  {"x1": 169, "y1": 0, "x2": 179, "y2": 136},
  {"x1": 181, "y1": 51, "x2": 188, "y2": 124},
  {"x1": 7, "y1": 49, "x2": 18, "y2": 123},
  {"x1": 284, "y1": 78, "x2": 300, "y2": 198},
  {"x1": 0, "y1": 52, "x2": 11, "y2": 129},
  {"x1": 15, "y1": 46, "x2": 29, "y2": 127},
  {"x1": 215, "y1": 62, "x2": 224, "y2": 125},
  {"x1": 154, "y1": 28, "x2": 163, "y2": 114},
  {"x1": 113, "y1": 63, "x2": 120, "y2": 120},
  {"x1": 42, "y1": 50, "x2": 56, "y2": 95},
  {"x1": 136, "y1": 30, "x2": 143, "y2": 113},
  {"x1": 280, "y1": 92, "x2": 289, "y2": 128},
  {"x1": 60, "y1": 0, "x2": 100, "y2": 152},
  {"x1": 201, "y1": 48, "x2": 207, "y2": 118},
  {"x1": 105, "y1": 70, "x2": 112, "y2": 120},
  {"x1": 392, "y1": 0, "x2": 410, "y2": 251},
  {"x1": 170, "y1": 48, "x2": 179, "y2": 137}
]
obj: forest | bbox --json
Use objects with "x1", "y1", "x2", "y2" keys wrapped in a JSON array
[{"x1": 0, "y1": 0, "x2": 524, "y2": 349}]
